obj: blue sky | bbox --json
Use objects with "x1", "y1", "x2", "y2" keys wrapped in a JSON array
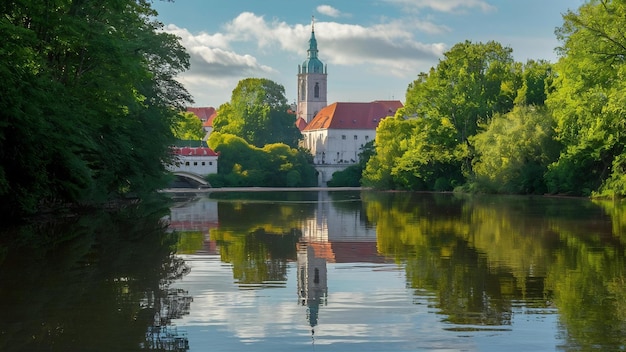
[{"x1": 152, "y1": 0, "x2": 585, "y2": 108}]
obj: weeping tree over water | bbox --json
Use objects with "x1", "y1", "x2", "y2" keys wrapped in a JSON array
[{"x1": 0, "y1": 0, "x2": 192, "y2": 219}]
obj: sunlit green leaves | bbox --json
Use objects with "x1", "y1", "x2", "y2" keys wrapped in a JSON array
[
  {"x1": 547, "y1": 0, "x2": 626, "y2": 196},
  {"x1": 207, "y1": 132, "x2": 317, "y2": 187},
  {"x1": 172, "y1": 111, "x2": 205, "y2": 141},
  {"x1": 213, "y1": 78, "x2": 302, "y2": 148},
  {"x1": 470, "y1": 107, "x2": 561, "y2": 194}
]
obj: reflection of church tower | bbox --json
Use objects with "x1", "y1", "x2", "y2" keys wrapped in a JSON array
[
  {"x1": 297, "y1": 242, "x2": 328, "y2": 330},
  {"x1": 297, "y1": 17, "x2": 327, "y2": 124}
]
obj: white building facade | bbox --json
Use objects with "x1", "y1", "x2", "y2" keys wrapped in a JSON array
[
  {"x1": 300, "y1": 101, "x2": 402, "y2": 185},
  {"x1": 169, "y1": 147, "x2": 219, "y2": 176}
]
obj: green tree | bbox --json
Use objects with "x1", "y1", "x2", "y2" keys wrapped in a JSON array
[
  {"x1": 546, "y1": 0, "x2": 626, "y2": 197},
  {"x1": 207, "y1": 132, "x2": 317, "y2": 187},
  {"x1": 514, "y1": 60, "x2": 555, "y2": 107},
  {"x1": 213, "y1": 78, "x2": 302, "y2": 148},
  {"x1": 0, "y1": 0, "x2": 191, "y2": 218},
  {"x1": 172, "y1": 111, "x2": 205, "y2": 141},
  {"x1": 403, "y1": 41, "x2": 520, "y2": 141},
  {"x1": 362, "y1": 117, "x2": 414, "y2": 189},
  {"x1": 391, "y1": 116, "x2": 466, "y2": 191},
  {"x1": 470, "y1": 106, "x2": 561, "y2": 194}
]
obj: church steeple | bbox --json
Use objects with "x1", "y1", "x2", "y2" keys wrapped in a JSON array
[
  {"x1": 297, "y1": 17, "x2": 328, "y2": 124},
  {"x1": 308, "y1": 17, "x2": 319, "y2": 60},
  {"x1": 301, "y1": 17, "x2": 324, "y2": 75}
]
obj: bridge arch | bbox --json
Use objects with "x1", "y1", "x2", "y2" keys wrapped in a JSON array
[{"x1": 172, "y1": 171, "x2": 211, "y2": 188}]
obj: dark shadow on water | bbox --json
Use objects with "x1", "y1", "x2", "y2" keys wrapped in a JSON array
[{"x1": 0, "y1": 199, "x2": 192, "y2": 352}]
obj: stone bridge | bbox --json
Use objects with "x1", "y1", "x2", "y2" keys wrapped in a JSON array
[{"x1": 172, "y1": 171, "x2": 210, "y2": 188}]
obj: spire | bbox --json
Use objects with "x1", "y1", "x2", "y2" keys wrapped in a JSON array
[{"x1": 308, "y1": 16, "x2": 318, "y2": 59}]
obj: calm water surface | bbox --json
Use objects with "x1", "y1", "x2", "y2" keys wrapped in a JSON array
[{"x1": 1, "y1": 191, "x2": 625, "y2": 351}]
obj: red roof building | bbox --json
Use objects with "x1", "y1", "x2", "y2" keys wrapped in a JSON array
[
  {"x1": 169, "y1": 147, "x2": 219, "y2": 176},
  {"x1": 300, "y1": 100, "x2": 402, "y2": 169},
  {"x1": 187, "y1": 107, "x2": 216, "y2": 122}
]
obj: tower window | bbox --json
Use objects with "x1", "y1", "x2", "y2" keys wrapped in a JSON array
[
  {"x1": 354, "y1": 135, "x2": 358, "y2": 140},
  {"x1": 341, "y1": 135, "x2": 346, "y2": 140},
  {"x1": 314, "y1": 82, "x2": 320, "y2": 98}
]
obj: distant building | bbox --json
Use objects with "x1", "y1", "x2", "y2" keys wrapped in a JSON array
[
  {"x1": 295, "y1": 20, "x2": 403, "y2": 185},
  {"x1": 169, "y1": 146, "x2": 219, "y2": 176},
  {"x1": 187, "y1": 107, "x2": 217, "y2": 140},
  {"x1": 301, "y1": 100, "x2": 402, "y2": 165}
]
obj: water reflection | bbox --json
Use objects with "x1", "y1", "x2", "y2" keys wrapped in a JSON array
[
  {"x1": 170, "y1": 191, "x2": 626, "y2": 351},
  {"x1": 3, "y1": 191, "x2": 626, "y2": 351},
  {"x1": 0, "y1": 202, "x2": 192, "y2": 352}
]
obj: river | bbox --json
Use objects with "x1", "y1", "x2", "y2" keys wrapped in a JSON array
[{"x1": 1, "y1": 190, "x2": 625, "y2": 351}]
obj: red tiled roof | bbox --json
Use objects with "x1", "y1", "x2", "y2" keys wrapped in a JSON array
[
  {"x1": 203, "y1": 111, "x2": 217, "y2": 128},
  {"x1": 295, "y1": 117, "x2": 308, "y2": 131},
  {"x1": 172, "y1": 147, "x2": 219, "y2": 156},
  {"x1": 303, "y1": 100, "x2": 402, "y2": 131},
  {"x1": 187, "y1": 107, "x2": 216, "y2": 122}
]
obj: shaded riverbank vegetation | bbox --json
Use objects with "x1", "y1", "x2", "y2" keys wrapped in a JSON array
[{"x1": 0, "y1": 0, "x2": 192, "y2": 220}]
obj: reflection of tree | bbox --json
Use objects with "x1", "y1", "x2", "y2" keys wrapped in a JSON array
[
  {"x1": 210, "y1": 194, "x2": 313, "y2": 286},
  {"x1": 366, "y1": 191, "x2": 626, "y2": 347},
  {"x1": 214, "y1": 228, "x2": 301, "y2": 285},
  {"x1": 0, "y1": 204, "x2": 192, "y2": 352},
  {"x1": 547, "y1": 199, "x2": 626, "y2": 350}
]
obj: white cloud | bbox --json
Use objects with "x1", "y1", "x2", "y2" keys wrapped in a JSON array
[
  {"x1": 161, "y1": 13, "x2": 448, "y2": 105},
  {"x1": 383, "y1": 0, "x2": 496, "y2": 13},
  {"x1": 221, "y1": 13, "x2": 445, "y2": 76},
  {"x1": 317, "y1": 5, "x2": 342, "y2": 18}
]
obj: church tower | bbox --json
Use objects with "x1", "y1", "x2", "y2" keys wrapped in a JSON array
[{"x1": 297, "y1": 18, "x2": 327, "y2": 124}]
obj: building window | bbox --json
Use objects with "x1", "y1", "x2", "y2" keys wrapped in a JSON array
[
  {"x1": 342, "y1": 135, "x2": 346, "y2": 140},
  {"x1": 209, "y1": 161, "x2": 213, "y2": 166},
  {"x1": 201, "y1": 161, "x2": 206, "y2": 166},
  {"x1": 185, "y1": 161, "x2": 190, "y2": 166},
  {"x1": 193, "y1": 161, "x2": 198, "y2": 166},
  {"x1": 354, "y1": 135, "x2": 358, "y2": 140},
  {"x1": 365, "y1": 135, "x2": 370, "y2": 141},
  {"x1": 314, "y1": 82, "x2": 320, "y2": 98}
]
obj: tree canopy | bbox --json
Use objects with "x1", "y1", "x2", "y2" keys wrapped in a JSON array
[
  {"x1": 207, "y1": 132, "x2": 317, "y2": 187},
  {"x1": 0, "y1": 0, "x2": 191, "y2": 218},
  {"x1": 363, "y1": 41, "x2": 527, "y2": 191},
  {"x1": 546, "y1": 0, "x2": 626, "y2": 197},
  {"x1": 172, "y1": 111, "x2": 205, "y2": 141},
  {"x1": 213, "y1": 78, "x2": 302, "y2": 148}
]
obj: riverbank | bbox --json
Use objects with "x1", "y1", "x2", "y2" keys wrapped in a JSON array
[{"x1": 160, "y1": 187, "x2": 365, "y2": 193}]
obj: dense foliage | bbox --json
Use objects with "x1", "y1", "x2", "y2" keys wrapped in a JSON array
[
  {"x1": 0, "y1": 0, "x2": 191, "y2": 218},
  {"x1": 546, "y1": 0, "x2": 626, "y2": 197},
  {"x1": 213, "y1": 78, "x2": 302, "y2": 148},
  {"x1": 207, "y1": 132, "x2": 317, "y2": 187},
  {"x1": 364, "y1": 0, "x2": 626, "y2": 197},
  {"x1": 172, "y1": 111, "x2": 205, "y2": 141}
]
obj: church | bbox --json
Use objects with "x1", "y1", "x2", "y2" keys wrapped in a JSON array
[{"x1": 295, "y1": 20, "x2": 403, "y2": 185}]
